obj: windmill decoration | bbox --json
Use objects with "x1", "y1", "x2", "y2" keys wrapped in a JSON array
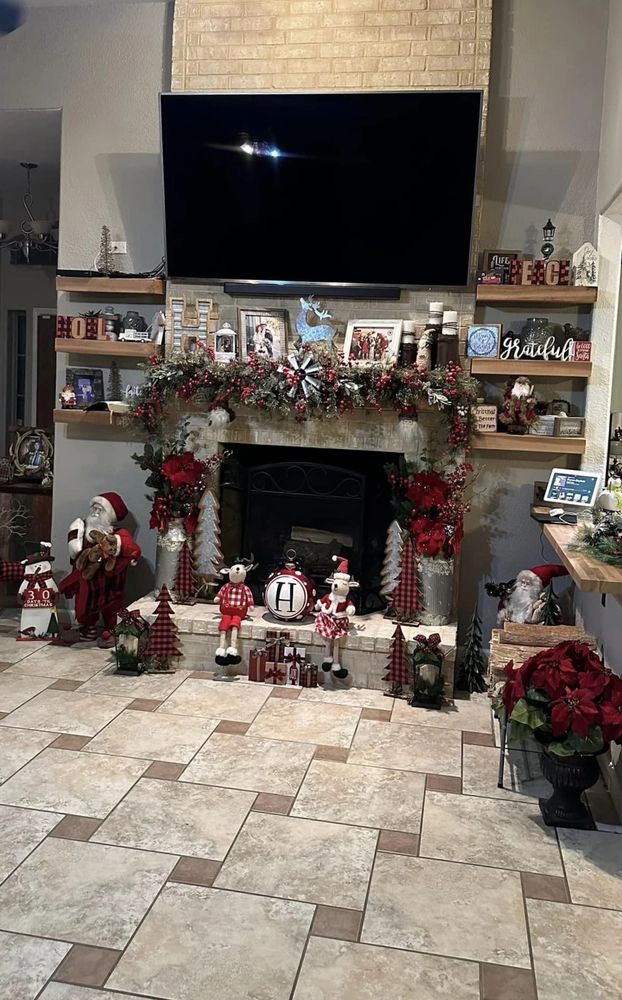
[{"x1": 283, "y1": 353, "x2": 323, "y2": 399}]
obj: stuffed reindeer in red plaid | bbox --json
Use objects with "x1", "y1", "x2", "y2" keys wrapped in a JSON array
[
  {"x1": 314, "y1": 556, "x2": 359, "y2": 681},
  {"x1": 214, "y1": 555, "x2": 257, "y2": 670}
]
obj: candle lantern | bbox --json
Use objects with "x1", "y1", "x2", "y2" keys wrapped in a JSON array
[
  {"x1": 114, "y1": 609, "x2": 150, "y2": 674},
  {"x1": 410, "y1": 632, "x2": 445, "y2": 709},
  {"x1": 541, "y1": 218, "x2": 556, "y2": 261}
]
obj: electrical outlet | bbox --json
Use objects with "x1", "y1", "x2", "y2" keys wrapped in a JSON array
[{"x1": 111, "y1": 241, "x2": 127, "y2": 254}]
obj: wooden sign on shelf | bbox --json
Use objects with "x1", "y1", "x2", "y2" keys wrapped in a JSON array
[
  {"x1": 572, "y1": 341, "x2": 592, "y2": 362},
  {"x1": 509, "y1": 259, "x2": 571, "y2": 286},
  {"x1": 56, "y1": 315, "x2": 108, "y2": 341}
]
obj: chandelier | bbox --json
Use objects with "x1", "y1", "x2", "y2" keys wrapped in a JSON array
[{"x1": 0, "y1": 162, "x2": 58, "y2": 264}]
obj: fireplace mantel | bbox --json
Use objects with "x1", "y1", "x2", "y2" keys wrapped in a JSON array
[{"x1": 186, "y1": 406, "x2": 446, "y2": 461}]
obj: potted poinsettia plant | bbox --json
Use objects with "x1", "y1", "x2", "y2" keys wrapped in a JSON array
[
  {"x1": 498, "y1": 640, "x2": 622, "y2": 829},
  {"x1": 386, "y1": 458, "x2": 473, "y2": 625},
  {"x1": 132, "y1": 427, "x2": 226, "y2": 593}
]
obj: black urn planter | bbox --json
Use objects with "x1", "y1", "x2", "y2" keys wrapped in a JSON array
[{"x1": 539, "y1": 747, "x2": 599, "y2": 830}]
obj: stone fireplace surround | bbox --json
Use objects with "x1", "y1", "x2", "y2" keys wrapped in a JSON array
[{"x1": 132, "y1": 404, "x2": 458, "y2": 692}]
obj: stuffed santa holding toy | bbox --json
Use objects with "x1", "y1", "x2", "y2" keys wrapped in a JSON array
[
  {"x1": 59, "y1": 492, "x2": 141, "y2": 646},
  {"x1": 487, "y1": 563, "x2": 568, "y2": 625}
]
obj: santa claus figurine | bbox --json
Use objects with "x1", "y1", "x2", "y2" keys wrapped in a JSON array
[
  {"x1": 59, "y1": 492, "x2": 141, "y2": 645},
  {"x1": 489, "y1": 563, "x2": 568, "y2": 625},
  {"x1": 314, "y1": 556, "x2": 359, "y2": 680}
]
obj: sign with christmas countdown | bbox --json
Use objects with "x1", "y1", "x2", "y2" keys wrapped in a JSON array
[{"x1": 264, "y1": 556, "x2": 317, "y2": 622}]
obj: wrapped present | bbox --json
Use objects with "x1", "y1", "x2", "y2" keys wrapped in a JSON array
[
  {"x1": 248, "y1": 649, "x2": 267, "y2": 683},
  {"x1": 284, "y1": 645, "x2": 305, "y2": 687},
  {"x1": 265, "y1": 663, "x2": 286, "y2": 685},
  {"x1": 265, "y1": 629, "x2": 290, "y2": 663},
  {"x1": 301, "y1": 663, "x2": 318, "y2": 689}
]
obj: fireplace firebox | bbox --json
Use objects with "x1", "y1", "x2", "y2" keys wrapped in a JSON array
[{"x1": 219, "y1": 445, "x2": 397, "y2": 613}]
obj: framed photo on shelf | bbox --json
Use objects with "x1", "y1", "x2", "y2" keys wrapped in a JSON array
[
  {"x1": 10, "y1": 428, "x2": 54, "y2": 480},
  {"x1": 239, "y1": 309, "x2": 289, "y2": 360},
  {"x1": 344, "y1": 320, "x2": 403, "y2": 367},
  {"x1": 65, "y1": 367, "x2": 105, "y2": 408},
  {"x1": 466, "y1": 324, "x2": 501, "y2": 358}
]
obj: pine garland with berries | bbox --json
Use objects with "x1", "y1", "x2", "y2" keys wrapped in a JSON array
[{"x1": 129, "y1": 350, "x2": 479, "y2": 455}]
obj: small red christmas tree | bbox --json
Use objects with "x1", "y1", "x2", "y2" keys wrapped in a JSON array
[
  {"x1": 392, "y1": 537, "x2": 421, "y2": 621},
  {"x1": 384, "y1": 625, "x2": 410, "y2": 696},
  {"x1": 145, "y1": 584, "x2": 182, "y2": 672},
  {"x1": 174, "y1": 541, "x2": 198, "y2": 603}
]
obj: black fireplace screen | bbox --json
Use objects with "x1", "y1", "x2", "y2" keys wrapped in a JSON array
[{"x1": 219, "y1": 445, "x2": 396, "y2": 612}]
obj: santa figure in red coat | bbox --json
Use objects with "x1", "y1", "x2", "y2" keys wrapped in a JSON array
[
  {"x1": 59, "y1": 492, "x2": 141, "y2": 645},
  {"x1": 314, "y1": 556, "x2": 359, "y2": 681}
]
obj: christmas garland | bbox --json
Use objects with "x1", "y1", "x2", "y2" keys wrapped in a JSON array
[
  {"x1": 129, "y1": 349, "x2": 480, "y2": 452},
  {"x1": 571, "y1": 511, "x2": 622, "y2": 567}
]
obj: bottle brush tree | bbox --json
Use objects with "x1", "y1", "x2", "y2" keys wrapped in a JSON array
[{"x1": 457, "y1": 602, "x2": 487, "y2": 693}]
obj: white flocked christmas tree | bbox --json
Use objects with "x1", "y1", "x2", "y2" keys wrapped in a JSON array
[
  {"x1": 196, "y1": 489, "x2": 223, "y2": 580},
  {"x1": 380, "y1": 520, "x2": 404, "y2": 601}
]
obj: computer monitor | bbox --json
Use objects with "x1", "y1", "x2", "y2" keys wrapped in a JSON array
[{"x1": 544, "y1": 468, "x2": 602, "y2": 508}]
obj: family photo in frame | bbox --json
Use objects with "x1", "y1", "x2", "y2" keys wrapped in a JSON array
[
  {"x1": 239, "y1": 309, "x2": 288, "y2": 360},
  {"x1": 344, "y1": 320, "x2": 403, "y2": 367}
]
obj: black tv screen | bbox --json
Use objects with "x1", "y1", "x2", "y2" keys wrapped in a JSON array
[{"x1": 161, "y1": 91, "x2": 482, "y2": 287}]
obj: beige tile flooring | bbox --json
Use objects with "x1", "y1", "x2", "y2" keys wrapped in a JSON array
[{"x1": 0, "y1": 640, "x2": 620, "y2": 1000}]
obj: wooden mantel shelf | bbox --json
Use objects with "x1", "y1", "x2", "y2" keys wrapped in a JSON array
[
  {"x1": 56, "y1": 275, "x2": 165, "y2": 297},
  {"x1": 470, "y1": 359, "x2": 592, "y2": 378},
  {"x1": 473, "y1": 433, "x2": 586, "y2": 454},
  {"x1": 544, "y1": 523, "x2": 622, "y2": 595},
  {"x1": 55, "y1": 338, "x2": 161, "y2": 358},
  {"x1": 476, "y1": 285, "x2": 597, "y2": 305}
]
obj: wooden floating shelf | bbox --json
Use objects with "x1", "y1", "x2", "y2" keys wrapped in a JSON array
[
  {"x1": 53, "y1": 409, "x2": 131, "y2": 428},
  {"x1": 473, "y1": 433, "x2": 586, "y2": 454},
  {"x1": 476, "y1": 285, "x2": 598, "y2": 305},
  {"x1": 56, "y1": 276, "x2": 166, "y2": 297},
  {"x1": 470, "y1": 359, "x2": 592, "y2": 378},
  {"x1": 55, "y1": 338, "x2": 161, "y2": 358},
  {"x1": 544, "y1": 524, "x2": 622, "y2": 595}
]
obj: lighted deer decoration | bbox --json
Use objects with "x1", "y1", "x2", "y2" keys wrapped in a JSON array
[
  {"x1": 295, "y1": 296, "x2": 337, "y2": 347},
  {"x1": 314, "y1": 556, "x2": 359, "y2": 680},
  {"x1": 214, "y1": 555, "x2": 257, "y2": 670}
]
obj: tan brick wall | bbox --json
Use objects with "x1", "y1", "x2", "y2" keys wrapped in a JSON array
[{"x1": 171, "y1": 0, "x2": 492, "y2": 96}]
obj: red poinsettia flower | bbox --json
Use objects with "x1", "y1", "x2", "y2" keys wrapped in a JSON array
[
  {"x1": 530, "y1": 655, "x2": 579, "y2": 700},
  {"x1": 577, "y1": 669, "x2": 610, "y2": 698},
  {"x1": 601, "y1": 677, "x2": 622, "y2": 743},
  {"x1": 405, "y1": 472, "x2": 449, "y2": 511},
  {"x1": 550, "y1": 687, "x2": 600, "y2": 739},
  {"x1": 415, "y1": 525, "x2": 446, "y2": 558},
  {"x1": 161, "y1": 452, "x2": 205, "y2": 490},
  {"x1": 501, "y1": 659, "x2": 526, "y2": 715}
]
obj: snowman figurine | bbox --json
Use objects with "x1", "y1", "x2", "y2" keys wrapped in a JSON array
[
  {"x1": 314, "y1": 556, "x2": 359, "y2": 680},
  {"x1": 18, "y1": 542, "x2": 59, "y2": 641}
]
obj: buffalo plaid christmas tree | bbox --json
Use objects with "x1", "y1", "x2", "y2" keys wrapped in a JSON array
[
  {"x1": 384, "y1": 624, "x2": 410, "y2": 697},
  {"x1": 145, "y1": 584, "x2": 182, "y2": 672},
  {"x1": 174, "y1": 541, "x2": 198, "y2": 603},
  {"x1": 392, "y1": 537, "x2": 422, "y2": 621}
]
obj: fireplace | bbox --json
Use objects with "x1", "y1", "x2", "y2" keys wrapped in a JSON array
[{"x1": 219, "y1": 444, "x2": 397, "y2": 612}]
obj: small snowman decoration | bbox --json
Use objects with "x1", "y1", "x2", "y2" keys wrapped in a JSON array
[{"x1": 18, "y1": 542, "x2": 59, "y2": 641}]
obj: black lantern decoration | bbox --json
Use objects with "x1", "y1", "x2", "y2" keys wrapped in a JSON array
[
  {"x1": 410, "y1": 633, "x2": 444, "y2": 709},
  {"x1": 114, "y1": 608, "x2": 150, "y2": 674},
  {"x1": 541, "y1": 218, "x2": 556, "y2": 261}
]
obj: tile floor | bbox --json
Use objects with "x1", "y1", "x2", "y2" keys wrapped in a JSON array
[{"x1": 0, "y1": 635, "x2": 621, "y2": 1000}]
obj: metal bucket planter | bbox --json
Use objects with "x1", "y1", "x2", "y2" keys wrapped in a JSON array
[
  {"x1": 418, "y1": 556, "x2": 454, "y2": 625},
  {"x1": 154, "y1": 518, "x2": 186, "y2": 595}
]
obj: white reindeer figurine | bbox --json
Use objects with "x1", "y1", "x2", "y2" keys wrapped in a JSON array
[
  {"x1": 314, "y1": 556, "x2": 358, "y2": 680},
  {"x1": 214, "y1": 555, "x2": 256, "y2": 671}
]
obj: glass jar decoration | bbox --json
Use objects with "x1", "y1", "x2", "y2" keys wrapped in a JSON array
[
  {"x1": 521, "y1": 316, "x2": 550, "y2": 350},
  {"x1": 103, "y1": 305, "x2": 119, "y2": 341},
  {"x1": 122, "y1": 310, "x2": 146, "y2": 332}
]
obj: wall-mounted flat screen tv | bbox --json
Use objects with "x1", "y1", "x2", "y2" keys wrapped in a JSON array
[{"x1": 160, "y1": 90, "x2": 482, "y2": 288}]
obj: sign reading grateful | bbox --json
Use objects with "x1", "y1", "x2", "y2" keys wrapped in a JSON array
[{"x1": 500, "y1": 335, "x2": 576, "y2": 362}]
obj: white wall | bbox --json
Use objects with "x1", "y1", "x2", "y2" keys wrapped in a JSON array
[
  {"x1": 0, "y1": 1, "x2": 172, "y2": 593},
  {"x1": 597, "y1": 0, "x2": 622, "y2": 213}
]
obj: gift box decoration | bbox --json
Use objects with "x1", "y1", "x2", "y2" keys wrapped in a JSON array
[
  {"x1": 248, "y1": 649, "x2": 267, "y2": 683},
  {"x1": 265, "y1": 663, "x2": 286, "y2": 685},
  {"x1": 301, "y1": 663, "x2": 318, "y2": 688},
  {"x1": 284, "y1": 645, "x2": 306, "y2": 686}
]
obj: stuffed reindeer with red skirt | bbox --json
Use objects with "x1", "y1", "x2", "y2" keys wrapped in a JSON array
[{"x1": 314, "y1": 556, "x2": 358, "y2": 680}]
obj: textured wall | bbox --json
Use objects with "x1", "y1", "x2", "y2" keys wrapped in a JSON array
[{"x1": 172, "y1": 0, "x2": 492, "y2": 94}]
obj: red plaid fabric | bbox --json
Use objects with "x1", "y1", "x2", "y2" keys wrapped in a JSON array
[
  {"x1": 218, "y1": 582, "x2": 254, "y2": 609},
  {"x1": 146, "y1": 586, "x2": 182, "y2": 658},
  {"x1": 174, "y1": 542, "x2": 197, "y2": 599},
  {"x1": 384, "y1": 625, "x2": 410, "y2": 688},
  {"x1": 393, "y1": 538, "x2": 419, "y2": 615},
  {"x1": 0, "y1": 561, "x2": 24, "y2": 583}
]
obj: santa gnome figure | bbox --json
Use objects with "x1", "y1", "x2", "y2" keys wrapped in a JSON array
[
  {"x1": 489, "y1": 563, "x2": 568, "y2": 625},
  {"x1": 59, "y1": 492, "x2": 141, "y2": 645}
]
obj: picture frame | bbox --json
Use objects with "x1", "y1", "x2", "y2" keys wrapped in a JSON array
[
  {"x1": 481, "y1": 250, "x2": 520, "y2": 284},
  {"x1": 466, "y1": 324, "x2": 501, "y2": 358},
  {"x1": 344, "y1": 320, "x2": 403, "y2": 367},
  {"x1": 10, "y1": 428, "x2": 54, "y2": 480},
  {"x1": 239, "y1": 309, "x2": 289, "y2": 361},
  {"x1": 65, "y1": 367, "x2": 105, "y2": 408},
  {"x1": 554, "y1": 416, "x2": 585, "y2": 438}
]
